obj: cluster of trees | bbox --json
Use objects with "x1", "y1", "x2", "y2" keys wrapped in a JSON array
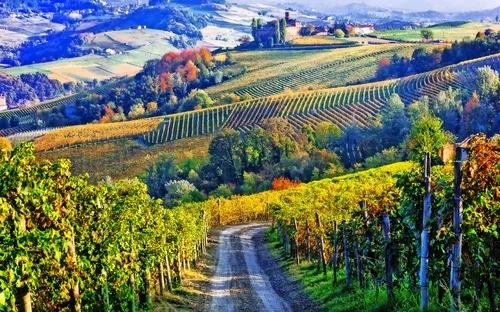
[
  {"x1": 0, "y1": 143, "x2": 209, "y2": 311},
  {"x1": 39, "y1": 48, "x2": 237, "y2": 127},
  {"x1": 376, "y1": 35, "x2": 500, "y2": 80},
  {"x1": 2, "y1": 0, "x2": 102, "y2": 11}
]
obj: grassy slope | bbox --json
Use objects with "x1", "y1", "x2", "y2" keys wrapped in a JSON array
[
  {"x1": 1, "y1": 29, "x2": 178, "y2": 83},
  {"x1": 373, "y1": 22, "x2": 500, "y2": 42},
  {"x1": 36, "y1": 136, "x2": 211, "y2": 183}
]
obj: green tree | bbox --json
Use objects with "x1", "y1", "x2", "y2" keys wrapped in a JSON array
[
  {"x1": 251, "y1": 17, "x2": 257, "y2": 39},
  {"x1": 274, "y1": 20, "x2": 281, "y2": 45},
  {"x1": 406, "y1": 114, "x2": 449, "y2": 160},
  {"x1": 280, "y1": 18, "x2": 287, "y2": 44},
  {"x1": 262, "y1": 118, "x2": 300, "y2": 162},
  {"x1": 315, "y1": 122, "x2": 342, "y2": 149},
  {"x1": 420, "y1": 29, "x2": 434, "y2": 40},
  {"x1": 144, "y1": 154, "x2": 179, "y2": 199},
  {"x1": 209, "y1": 129, "x2": 244, "y2": 184},
  {"x1": 334, "y1": 29, "x2": 345, "y2": 38},
  {"x1": 381, "y1": 94, "x2": 409, "y2": 148}
]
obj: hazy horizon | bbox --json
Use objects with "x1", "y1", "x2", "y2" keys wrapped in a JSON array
[{"x1": 263, "y1": 0, "x2": 500, "y2": 13}]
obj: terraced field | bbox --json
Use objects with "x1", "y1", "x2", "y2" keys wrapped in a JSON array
[
  {"x1": 30, "y1": 53, "x2": 499, "y2": 151},
  {"x1": 206, "y1": 44, "x2": 429, "y2": 98}
]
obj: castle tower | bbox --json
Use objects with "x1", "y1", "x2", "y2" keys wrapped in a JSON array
[{"x1": 285, "y1": 11, "x2": 290, "y2": 21}]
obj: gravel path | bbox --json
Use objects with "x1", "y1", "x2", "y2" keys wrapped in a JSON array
[{"x1": 208, "y1": 224, "x2": 324, "y2": 312}]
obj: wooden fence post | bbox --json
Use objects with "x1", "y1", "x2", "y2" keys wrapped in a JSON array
[
  {"x1": 102, "y1": 269, "x2": 110, "y2": 312},
  {"x1": 315, "y1": 212, "x2": 327, "y2": 275},
  {"x1": 306, "y1": 220, "x2": 311, "y2": 262},
  {"x1": 382, "y1": 212, "x2": 393, "y2": 301},
  {"x1": 16, "y1": 216, "x2": 32, "y2": 312},
  {"x1": 332, "y1": 221, "x2": 338, "y2": 286},
  {"x1": 69, "y1": 227, "x2": 81, "y2": 312},
  {"x1": 451, "y1": 146, "x2": 464, "y2": 312},
  {"x1": 293, "y1": 218, "x2": 300, "y2": 265},
  {"x1": 343, "y1": 221, "x2": 351, "y2": 287},
  {"x1": 352, "y1": 224, "x2": 363, "y2": 288},
  {"x1": 158, "y1": 262, "x2": 165, "y2": 295},
  {"x1": 420, "y1": 152, "x2": 431, "y2": 310},
  {"x1": 165, "y1": 254, "x2": 173, "y2": 292}
]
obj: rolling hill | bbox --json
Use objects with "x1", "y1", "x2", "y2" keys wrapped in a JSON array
[{"x1": 31, "y1": 52, "x2": 500, "y2": 151}]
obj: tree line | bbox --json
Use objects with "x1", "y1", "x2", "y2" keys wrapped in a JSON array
[{"x1": 376, "y1": 35, "x2": 500, "y2": 80}]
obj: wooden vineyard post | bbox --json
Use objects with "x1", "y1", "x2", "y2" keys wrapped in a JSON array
[
  {"x1": 165, "y1": 254, "x2": 173, "y2": 292},
  {"x1": 315, "y1": 212, "x2": 327, "y2": 276},
  {"x1": 450, "y1": 146, "x2": 464, "y2": 312},
  {"x1": 343, "y1": 221, "x2": 351, "y2": 287},
  {"x1": 306, "y1": 220, "x2": 311, "y2": 262},
  {"x1": 293, "y1": 218, "x2": 300, "y2": 265},
  {"x1": 176, "y1": 251, "x2": 182, "y2": 286},
  {"x1": 284, "y1": 222, "x2": 290, "y2": 256},
  {"x1": 158, "y1": 261, "x2": 165, "y2": 295},
  {"x1": 382, "y1": 212, "x2": 393, "y2": 301},
  {"x1": 102, "y1": 269, "x2": 110, "y2": 312},
  {"x1": 420, "y1": 152, "x2": 431, "y2": 310},
  {"x1": 352, "y1": 225, "x2": 363, "y2": 288},
  {"x1": 202, "y1": 211, "x2": 207, "y2": 254},
  {"x1": 143, "y1": 269, "x2": 152, "y2": 309},
  {"x1": 332, "y1": 221, "x2": 338, "y2": 286},
  {"x1": 129, "y1": 270, "x2": 136, "y2": 312},
  {"x1": 16, "y1": 216, "x2": 32, "y2": 312},
  {"x1": 68, "y1": 227, "x2": 81, "y2": 312}
]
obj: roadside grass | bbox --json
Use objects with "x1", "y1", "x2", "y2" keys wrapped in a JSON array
[{"x1": 266, "y1": 228, "x2": 453, "y2": 312}]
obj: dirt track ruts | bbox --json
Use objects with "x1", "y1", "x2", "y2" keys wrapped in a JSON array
[{"x1": 208, "y1": 224, "x2": 324, "y2": 312}]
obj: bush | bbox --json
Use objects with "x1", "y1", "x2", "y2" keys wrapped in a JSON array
[{"x1": 271, "y1": 177, "x2": 301, "y2": 190}]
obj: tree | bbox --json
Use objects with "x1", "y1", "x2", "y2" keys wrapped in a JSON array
[
  {"x1": 128, "y1": 103, "x2": 145, "y2": 119},
  {"x1": 476, "y1": 66, "x2": 499, "y2": 100},
  {"x1": 251, "y1": 17, "x2": 257, "y2": 39},
  {"x1": 334, "y1": 29, "x2": 345, "y2": 38},
  {"x1": 0, "y1": 137, "x2": 12, "y2": 151},
  {"x1": 274, "y1": 20, "x2": 281, "y2": 45},
  {"x1": 10, "y1": 116, "x2": 20, "y2": 127},
  {"x1": 144, "y1": 154, "x2": 179, "y2": 199},
  {"x1": 406, "y1": 114, "x2": 449, "y2": 160},
  {"x1": 376, "y1": 58, "x2": 392, "y2": 80},
  {"x1": 0, "y1": 116, "x2": 10, "y2": 130},
  {"x1": 209, "y1": 129, "x2": 244, "y2": 184},
  {"x1": 280, "y1": 18, "x2": 287, "y2": 44},
  {"x1": 380, "y1": 94, "x2": 409, "y2": 149},
  {"x1": 180, "y1": 90, "x2": 213, "y2": 111},
  {"x1": 262, "y1": 118, "x2": 300, "y2": 162},
  {"x1": 146, "y1": 101, "x2": 158, "y2": 115},
  {"x1": 420, "y1": 29, "x2": 434, "y2": 40},
  {"x1": 314, "y1": 122, "x2": 341, "y2": 149}
]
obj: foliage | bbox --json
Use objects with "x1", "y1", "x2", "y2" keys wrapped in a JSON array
[
  {"x1": 0, "y1": 143, "x2": 208, "y2": 311},
  {"x1": 406, "y1": 113, "x2": 450, "y2": 160},
  {"x1": 271, "y1": 177, "x2": 301, "y2": 190},
  {"x1": 0, "y1": 137, "x2": 12, "y2": 151}
]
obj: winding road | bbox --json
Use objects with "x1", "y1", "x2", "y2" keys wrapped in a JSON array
[{"x1": 207, "y1": 224, "x2": 323, "y2": 312}]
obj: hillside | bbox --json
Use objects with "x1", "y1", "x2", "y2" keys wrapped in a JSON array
[
  {"x1": 29, "y1": 52, "x2": 499, "y2": 152},
  {"x1": 206, "y1": 44, "x2": 427, "y2": 98},
  {"x1": 372, "y1": 22, "x2": 500, "y2": 42}
]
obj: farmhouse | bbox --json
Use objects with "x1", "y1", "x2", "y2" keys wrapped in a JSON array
[
  {"x1": 346, "y1": 24, "x2": 375, "y2": 35},
  {"x1": 255, "y1": 12, "x2": 302, "y2": 43}
]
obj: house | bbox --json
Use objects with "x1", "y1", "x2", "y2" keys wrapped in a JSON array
[
  {"x1": 346, "y1": 24, "x2": 375, "y2": 35},
  {"x1": 255, "y1": 12, "x2": 302, "y2": 44},
  {"x1": 0, "y1": 95, "x2": 7, "y2": 112}
]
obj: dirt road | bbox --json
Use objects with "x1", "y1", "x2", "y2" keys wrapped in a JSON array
[{"x1": 207, "y1": 224, "x2": 323, "y2": 312}]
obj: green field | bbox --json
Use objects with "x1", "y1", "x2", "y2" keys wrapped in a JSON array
[
  {"x1": 372, "y1": 22, "x2": 500, "y2": 42},
  {"x1": 1, "y1": 29, "x2": 178, "y2": 83}
]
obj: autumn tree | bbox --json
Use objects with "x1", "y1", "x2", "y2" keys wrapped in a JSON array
[{"x1": 0, "y1": 137, "x2": 12, "y2": 151}]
